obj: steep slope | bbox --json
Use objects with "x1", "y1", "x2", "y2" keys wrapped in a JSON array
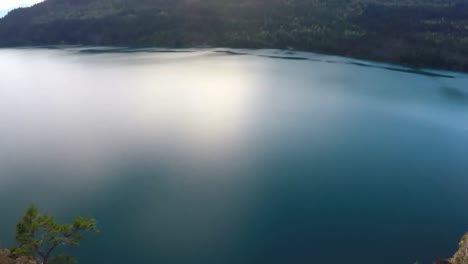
[{"x1": 0, "y1": 0, "x2": 467, "y2": 71}]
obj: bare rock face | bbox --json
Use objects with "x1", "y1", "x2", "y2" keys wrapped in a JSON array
[
  {"x1": 0, "y1": 249, "x2": 37, "y2": 264},
  {"x1": 452, "y1": 234, "x2": 468, "y2": 264}
]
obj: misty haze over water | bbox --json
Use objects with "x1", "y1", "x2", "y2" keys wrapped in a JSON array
[{"x1": 0, "y1": 48, "x2": 468, "y2": 264}]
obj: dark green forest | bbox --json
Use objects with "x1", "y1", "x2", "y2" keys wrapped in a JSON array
[{"x1": 1, "y1": 0, "x2": 467, "y2": 71}]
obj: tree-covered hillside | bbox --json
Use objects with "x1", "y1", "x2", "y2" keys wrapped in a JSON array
[{"x1": 1, "y1": 0, "x2": 467, "y2": 71}]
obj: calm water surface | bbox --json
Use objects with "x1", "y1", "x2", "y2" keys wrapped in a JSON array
[{"x1": 0, "y1": 47, "x2": 467, "y2": 264}]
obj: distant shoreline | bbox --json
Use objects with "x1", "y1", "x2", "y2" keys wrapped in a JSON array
[
  {"x1": 0, "y1": 0, "x2": 467, "y2": 73},
  {"x1": 0, "y1": 45, "x2": 462, "y2": 77}
]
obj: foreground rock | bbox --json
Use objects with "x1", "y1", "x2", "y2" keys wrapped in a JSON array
[
  {"x1": 436, "y1": 234, "x2": 468, "y2": 264},
  {"x1": 451, "y1": 234, "x2": 468, "y2": 264},
  {"x1": 0, "y1": 249, "x2": 36, "y2": 264}
]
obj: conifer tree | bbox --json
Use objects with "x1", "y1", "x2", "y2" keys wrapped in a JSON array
[{"x1": 12, "y1": 205, "x2": 97, "y2": 264}]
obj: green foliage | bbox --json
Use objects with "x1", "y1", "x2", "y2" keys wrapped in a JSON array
[
  {"x1": 0, "y1": 0, "x2": 467, "y2": 71},
  {"x1": 11, "y1": 205, "x2": 98, "y2": 264}
]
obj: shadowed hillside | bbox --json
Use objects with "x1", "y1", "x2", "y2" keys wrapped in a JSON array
[{"x1": 0, "y1": 0, "x2": 467, "y2": 71}]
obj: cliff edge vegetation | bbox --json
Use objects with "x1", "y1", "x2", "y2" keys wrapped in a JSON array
[{"x1": 0, "y1": 205, "x2": 97, "y2": 264}]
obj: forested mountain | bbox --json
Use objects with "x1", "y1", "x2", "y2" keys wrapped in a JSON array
[{"x1": 1, "y1": 0, "x2": 467, "y2": 71}]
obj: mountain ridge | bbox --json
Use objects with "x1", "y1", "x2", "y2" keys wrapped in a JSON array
[{"x1": 1, "y1": 0, "x2": 467, "y2": 72}]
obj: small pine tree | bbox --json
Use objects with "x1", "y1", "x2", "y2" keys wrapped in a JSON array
[{"x1": 11, "y1": 205, "x2": 98, "y2": 264}]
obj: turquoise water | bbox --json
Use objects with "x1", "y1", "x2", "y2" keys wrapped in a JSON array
[{"x1": 0, "y1": 48, "x2": 467, "y2": 264}]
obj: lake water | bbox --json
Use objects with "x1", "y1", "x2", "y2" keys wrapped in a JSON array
[{"x1": 0, "y1": 47, "x2": 467, "y2": 264}]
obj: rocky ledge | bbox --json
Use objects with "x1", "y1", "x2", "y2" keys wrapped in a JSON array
[
  {"x1": 0, "y1": 249, "x2": 36, "y2": 264},
  {"x1": 450, "y1": 234, "x2": 468, "y2": 264},
  {"x1": 436, "y1": 234, "x2": 468, "y2": 264}
]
